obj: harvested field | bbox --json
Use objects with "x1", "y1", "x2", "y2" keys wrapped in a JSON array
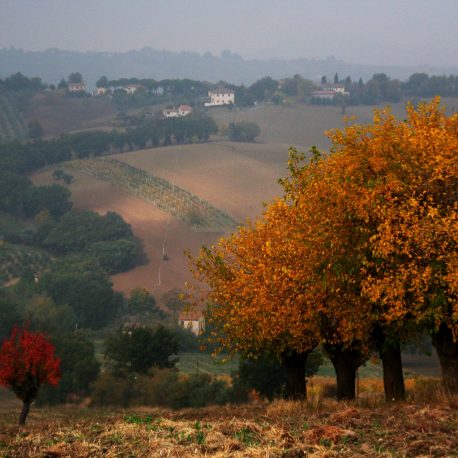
[
  {"x1": 24, "y1": 92, "x2": 116, "y2": 136},
  {"x1": 112, "y1": 142, "x2": 285, "y2": 222},
  {"x1": 210, "y1": 97, "x2": 458, "y2": 151},
  {"x1": 30, "y1": 167, "x2": 222, "y2": 295},
  {"x1": 31, "y1": 141, "x2": 286, "y2": 295},
  {"x1": 64, "y1": 158, "x2": 238, "y2": 231},
  {"x1": 0, "y1": 391, "x2": 456, "y2": 457},
  {"x1": 29, "y1": 99, "x2": 458, "y2": 296}
]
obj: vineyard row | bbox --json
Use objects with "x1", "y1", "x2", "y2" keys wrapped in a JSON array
[{"x1": 64, "y1": 158, "x2": 239, "y2": 232}]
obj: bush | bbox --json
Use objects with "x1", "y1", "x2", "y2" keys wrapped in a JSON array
[
  {"x1": 43, "y1": 210, "x2": 133, "y2": 255},
  {"x1": 37, "y1": 333, "x2": 100, "y2": 405},
  {"x1": 90, "y1": 369, "x2": 231, "y2": 409},
  {"x1": 231, "y1": 349, "x2": 323, "y2": 401},
  {"x1": 104, "y1": 325, "x2": 179, "y2": 374},
  {"x1": 88, "y1": 239, "x2": 141, "y2": 274},
  {"x1": 222, "y1": 121, "x2": 261, "y2": 142}
]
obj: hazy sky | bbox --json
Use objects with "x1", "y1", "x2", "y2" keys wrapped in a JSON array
[{"x1": 0, "y1": 0, "x2": 456, "y2": 67}]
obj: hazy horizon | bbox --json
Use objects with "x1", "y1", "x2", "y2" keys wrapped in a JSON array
[{"x1": 0, "y1": 0, "x2": 457, "y2": 68}]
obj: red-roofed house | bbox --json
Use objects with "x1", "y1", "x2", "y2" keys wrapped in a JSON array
[
  {"x1": 178, "y1": 105, "x2": 193, "y2": 116},
  {"x1": 178, "y1": 310, "x2": 205, "y2": 335}
]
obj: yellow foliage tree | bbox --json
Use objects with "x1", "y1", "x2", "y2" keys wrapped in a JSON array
[{"x1": 189, "y1": 98, "x2": 458, "y2": 399}]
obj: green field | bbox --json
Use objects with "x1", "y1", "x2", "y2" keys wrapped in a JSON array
[{"x1": 177, "y1": 352, "x2": 239, "y2": 376}]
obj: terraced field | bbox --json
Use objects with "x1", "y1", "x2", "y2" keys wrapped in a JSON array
[
  {"x1": 64, "y1": 158, "x2": 238, "y2": 232},
  {"x1": 0, "y1": 242, "x2": 50, "y2": 286},
  {"x1": 0, "y1": 93, "x2": 28, "y2": 142}
]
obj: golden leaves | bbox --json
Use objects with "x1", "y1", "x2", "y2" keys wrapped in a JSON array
[{"x1": 187, "y1": 98, "x2": 458, "y2": 357}]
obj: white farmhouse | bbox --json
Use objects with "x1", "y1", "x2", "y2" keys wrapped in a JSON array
[
  {"x1": 163, "y1": 105, "x2": 193, "y2": 118},
  {"x1": 123, "y1": 84, "x2": 144, "y2": 95},
  {"x1": 163, "y1": 107, "x2": 179, "y2": 118},
  {"x1": 311, "y1": 83, "x2": 349, "y2": 100},
  {"x1": 68, "y1": 82, "x2": 86, "y2": 93},
  {"x1": 178, "y1": 310, "x2": 205, "y2": 336},
  {"x1": 204, "y1": 88, "x2": 235, "y2": 107},
  {"x1": 93, "y1": 87, "x2": 109, "y2": 96}
]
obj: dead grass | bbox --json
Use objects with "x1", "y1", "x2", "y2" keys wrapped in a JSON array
[{"x1": 1, "y1": 378, "x2": 457, "y2": 457}]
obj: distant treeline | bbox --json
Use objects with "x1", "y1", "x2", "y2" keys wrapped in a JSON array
[
  {"x1": 99, "y1": 72, "x2": 458, "y2": 109},
  {"x1": 230, "y1": 72, "x2": 458, "y2": 107},
  {"x1": 0, "y1": 111, "x2": 217, "y2": 173}
]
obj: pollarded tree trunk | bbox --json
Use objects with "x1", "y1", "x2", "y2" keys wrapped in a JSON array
[
  {"x1": 380, "y1": 340, "x2": 405, "y2": 401},
  {"x1": 432, "y1": 323, "x2": 458, "y2": 394},
  {"x1": 19, "y1": 399, "x2": 32, "y2": 426},
  {"x1": 325, "y1": 344, "x2": 366, "y2": 400},
  {"x1": 282, "y1": 351, "x2": 310, "y2": 400}
]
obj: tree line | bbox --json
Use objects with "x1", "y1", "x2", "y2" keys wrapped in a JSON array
[
  {"x1": 189, "y1": 99, "x2": 458, "y2": 400},
  {"x1": 0, "y1": 111, "x2": 217, "y2": 174}
]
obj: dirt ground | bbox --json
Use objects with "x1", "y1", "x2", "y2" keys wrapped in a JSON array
[
  {"x1": 31, "y1": 139, "x2": 291, "y2": 297},
  {"x1": 31, "y1": 167, "x2": 223, "y2": 297},
  {"x1": 29, "y1": 99, "x2": 458, "y2": 298},
  {"x1": 1, "y1": 394, "x2": 457, "y2": 457}
]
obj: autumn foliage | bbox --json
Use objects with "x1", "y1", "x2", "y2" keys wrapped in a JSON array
[
  {"x1": 0, "y1": 326, "x2": 61, "y2": 424},
  {"x1": 189, "y1": 98, "x2": 458, "y2": 398}
]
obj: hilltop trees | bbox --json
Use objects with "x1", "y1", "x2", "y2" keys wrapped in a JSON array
[
  {"x1": 222, "y1": 121, "x2": 261, "y2": 142},
  {"x1": 105, "y1": 325, "x2": 179, "y2": 374},
  {"x1": 0, "y1": 326, "x2": 61, "y2": 425},
  {"x1": 190, "y1": 99, "x2": 458, "y2": 399}
]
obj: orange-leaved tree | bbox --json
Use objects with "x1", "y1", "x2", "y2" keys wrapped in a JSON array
[
  {"x1": 189, "y1": 98, "x2": 457, "y2": 400},
  {"x1": 351, "y1": 99, "x2": 458, "y2": 393},
  {"x1": 286, "y1": 99, "x2": 457, "y2": 397},
  {"x1": 0, "y1": 326, "x2": 61, "y2": 425},
  {"x1": 189, "y1": 200, "x2": 322, "y2": 399},
  {"x1": 278, "y1": 147, "x2": 377, "y2": 400}
]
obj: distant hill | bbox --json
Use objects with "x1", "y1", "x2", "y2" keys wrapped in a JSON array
[{"x1": 1, "y1": 47, "x2": 457, "y2": 88}]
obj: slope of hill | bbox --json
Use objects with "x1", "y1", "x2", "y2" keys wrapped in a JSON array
[
  {"x1": 30, "y1": 99, "x2": 458, "y2": 295},
  {"x1": 24, "y1": 92, "x2": 116, "y2": 136}
]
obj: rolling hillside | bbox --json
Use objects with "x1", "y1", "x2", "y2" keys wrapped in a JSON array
[{"x1": 30, "y1": 99, "x2": 458, "y2": 296}]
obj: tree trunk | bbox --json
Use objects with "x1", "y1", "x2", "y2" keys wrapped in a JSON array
[
  {"x1": 19, "y1": 399, "x2": 31, "y2": 426},
  {"x1": 432, "y1": 324, "x2": 458, "y2": 394},
  {"x1": 380, "y1": 341, "x2": 405, "y2": 401},
  {"x1": 325, "y1": 344, "x2": 366, "y2": 400},
  {"x1": 282, "y1": 351, "x2": 310, "y2": 400}
]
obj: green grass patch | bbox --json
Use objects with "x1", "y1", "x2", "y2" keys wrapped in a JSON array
[{"x1": 176, "y1": 352, "x2": 238, "y2": 376}]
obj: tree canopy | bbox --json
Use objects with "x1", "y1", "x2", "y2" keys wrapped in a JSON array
[{"x1": 189, "y1": 98, "x2": 458, "y2": 396}]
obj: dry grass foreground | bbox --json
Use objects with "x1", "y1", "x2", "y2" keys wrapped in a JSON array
[{"x1": 1, "y1": 383, "x2": 457, "y2": 457}]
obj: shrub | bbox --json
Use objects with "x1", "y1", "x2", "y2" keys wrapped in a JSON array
[
  {"x1": 91, "y1": 369, "x2": 231, "y2": 409},
  {"x1": 222, "y1": 121, "x2": 261, "y2": 142},
  {"x1": 232, "y1": 349, "x2": 323, "y2": 401}
]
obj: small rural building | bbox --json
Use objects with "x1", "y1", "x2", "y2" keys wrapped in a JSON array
[
  {"x1": 163, "y1": 105, "x2": 193, "y2": 118},
  {"x1": 123, "y1": 84, "x2": 144, "y2": 95},
  {"x1": 178, "y1": 310, "x2": 205, "y2": 336},
  {"x1": 311, "y1": 83, "x2": 349, "y2": 99},
  {"x1": 163, "y1": 107, "x2": 179, "y2": 118},
  {"x1": 205, "y1": 88, "x2": 235, "y2": 107},
  {"x1": 93, "y1": 87, "x2": 109, "y2": 96},
  {"x1": 68, "y1": 82, "x2": 86, "y2": 93},
  {"x1": 178, "y1": 104, "x2": 193, "y2": 116}
]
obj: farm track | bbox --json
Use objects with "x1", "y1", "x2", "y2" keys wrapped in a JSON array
[{"x1": 64, "y1": 158, "x2": 239, "y2": 232}]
